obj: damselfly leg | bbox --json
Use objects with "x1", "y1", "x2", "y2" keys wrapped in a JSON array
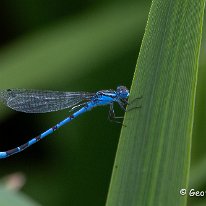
[
  {"x1": 108, "y1": 103, "x2": 124, "y2": 124},
  {"x1": 125, "y1": 96, "x2": 143, "y2": 112}
]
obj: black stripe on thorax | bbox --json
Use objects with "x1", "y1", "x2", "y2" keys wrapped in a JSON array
[{"x1": 97, "y1": 90, "x2": 116, "y2": 98}]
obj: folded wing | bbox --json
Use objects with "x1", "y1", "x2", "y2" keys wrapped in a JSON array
[{"x1": 0, "y1": 89, "x2": 95, "y2": 113}]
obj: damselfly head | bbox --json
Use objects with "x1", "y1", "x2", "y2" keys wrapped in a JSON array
[{"x1": 116, "y1": 86, "x2": 129, "y2": 99}]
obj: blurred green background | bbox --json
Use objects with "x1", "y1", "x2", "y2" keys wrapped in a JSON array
[{"x1": 0, "y1": 0, "x2": 204, "y2": 205}]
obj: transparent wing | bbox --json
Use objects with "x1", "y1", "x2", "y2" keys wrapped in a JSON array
[{"x1": 0, "y1": 89, "x2": 95, "y2": 113}]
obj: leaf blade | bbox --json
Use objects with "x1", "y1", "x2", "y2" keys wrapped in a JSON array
[{"x1": 106, "y1": 0, "x2": 206, "y2": 205}]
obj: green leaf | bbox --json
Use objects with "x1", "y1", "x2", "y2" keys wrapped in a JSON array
[
  {"x1": 0, "y1": 184, "x2": 39, "y2": 206},
  {"x1": 106, "y1": 0, "x2": 205, "y2": 206}
]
